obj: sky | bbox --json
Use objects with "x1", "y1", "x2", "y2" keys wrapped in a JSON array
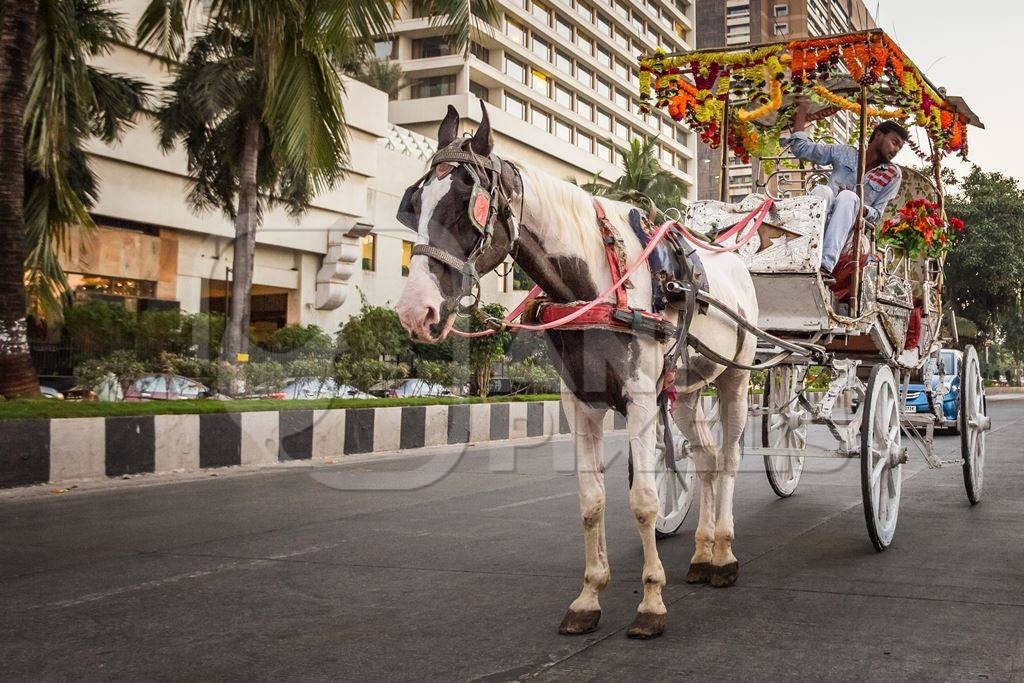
[{"x1": 877, "y1": 0, "x2": 1021, "y2": 182}]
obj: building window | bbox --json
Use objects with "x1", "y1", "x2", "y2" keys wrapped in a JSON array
[
  {"x1": 374, "y1": 38, "x2": 397, "y2": 59},
  {"x1": 676, "y1": 155, "x2": 689, "y2": 173},
  {"x1": 674, "y1": 126, "x2": 689, "y2": 146},
  {"x1": 532, "y1": 34, "x2": 551, "y2": 61},
  {"x1": 555, "y1": 13, "x2": 573, "y2": 39},
  {"x1": 506, "y1": 18, "x2": 527, "y2": 45},
  {"x1": 576, "y1": 97, "x2": 594, "y2": 121},
  {"x1": 412, "y1": 36, "x2": 452, "y2": 59},
  {"x1": 531, "y1": 69, "x2": 550, "y2": 96},
  {"x1": 576, "y1": 130, "x2": 594, "y2": 154},
  {"x1": 613, "y1": 59, "x2": 629, "y2": 80},
  {"x1": 554, "y1": 49, "x2": 573, "y2": 75},
  {"x1": 614, "y1": 28, "x2": 630, "y2": 51},
  {"x1": 614, "y1": 0, "x2": 629, "y2": 18},
  {"x1": 596, "y1": 46, "x2": 611, "y2": 68},
  {"x1": 577, "y1": 64, "x2": 594, "y2": 89},
  {"x1": 613, "y1": 88, "x2": 629, "y2": 110},
  {"x1": 469, "y1": 80, "x2": 489, "y2": 101},
  {"x1": 596, "y1": 13, "x2": 611, "y2": 37},
  {"x1": 596, "y1": 141, "x2": 613, "y2": 162},
  {"x1": 773, "y1": 22, "x2": 789, "y2": 35},
  {"x1": 774, "y1": 3, "x2": 789, "y2": 16},
  {"x1": 554, "y1": 82, "x2": 572, "y2": 108},
  {"x1": 531, "y1": 0, "x2": 551, "y2": 25},
  {"x1": 470, "y1": 41, "x2": 490, "y2": 63},
  {"x1": 596, "y1": 77, "x2": 611, "y2": 100},
  {"x1": 531, "y1": 107, "x2": 551, "y2": 132},
  {"x1": 361, "y1": 234, "x2": 376, "y2": 271},
  {"x1": 401, "y1": 240, "x2": 413, "y2": 277},
  {"x1": 504, "y1": 93, "x2": 526, "y2": 120},
  {"x1": 67, "y1": 274, "x2": 157, "y2": 299},
  {"x1": 596, "y1": 108, "x2": 612, "y2": 131},
  {"x1": 410, "y1": 75, "x2": 455, "y2": 98},
  {"x1": 660, "y1": 145, "x2": 673, "y2": 165},
  {"x1": 576, "y1": 1, "x2": 594, "y2": 23},
  {"x1": 614, "y1": 118, "x2": 628, "y2": 140},
  {"x1": 554, "y1": 118, "x2": 572, "y2": 142},
  {"x1": 576, "y1": 33, "x2": 593, "y2": 55},
  {"x1": 505, "y1": 56, "x2": 526, "y2": 83},
  {"x1": 615, "y1": 147, "x2": 626, "y2": 166}
]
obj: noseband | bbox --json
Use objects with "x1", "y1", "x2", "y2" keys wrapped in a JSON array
[{"x1": 396, "y1": 139, "x2": 523, "y2": 315}]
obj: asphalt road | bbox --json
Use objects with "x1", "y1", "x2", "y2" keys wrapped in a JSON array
[{"x1": 2, "y1": 398, "x2": 1023, "y2": 681}]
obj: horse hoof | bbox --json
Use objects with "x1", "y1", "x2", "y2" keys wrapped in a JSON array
[
  {"x1": 686, "y1": 562, "x2": 712, "y2": 584},
  {"x1": 558, "y1": 609, "x2": 601, "y2": 635},
  {"x1": 710, "y1": 562, "x2": 739, "y2": 588},
  {"x1": 626, "y1": 611, "x2": 666, "y2": 640}
]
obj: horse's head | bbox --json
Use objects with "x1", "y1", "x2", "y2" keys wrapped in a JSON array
[{"x1": 396, "y1": 103, "x2": 521, "y2": 343}]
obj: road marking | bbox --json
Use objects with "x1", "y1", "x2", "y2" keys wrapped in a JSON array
[
  {"x1": 481, "y1": 491, "x2": 576, "y2": 512},
  {"x1": 28, "y1": 542, "x2": 345, "y2": 611}
]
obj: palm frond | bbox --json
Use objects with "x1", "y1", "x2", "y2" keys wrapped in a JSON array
[
  {"x1": 136, "y1": 0, "x2": 199, "y2": 58},
  {"x1": 418, "y1": 0, "x2": 499, "y2": 53}
]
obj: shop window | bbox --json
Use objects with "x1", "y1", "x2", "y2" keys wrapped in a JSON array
[
  {"x1": 362, "y1": 234, "x2": 376, "y2": 271},
  {"x1": 401, "y1": 240, "x2": 413, "y2": 277}
]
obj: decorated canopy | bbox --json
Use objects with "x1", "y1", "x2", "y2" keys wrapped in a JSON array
[{"x1": 637, "y1": 30, "x2": 981, "y2": 166}]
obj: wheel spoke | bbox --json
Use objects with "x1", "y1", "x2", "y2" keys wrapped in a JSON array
[{"x1": 870, "y1": 455, "x2": 886, "y2": 485}]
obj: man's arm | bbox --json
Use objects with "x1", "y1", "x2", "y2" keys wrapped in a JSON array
[{"x1": 787, "y1": 95, "x2": 838, "y2": 166}]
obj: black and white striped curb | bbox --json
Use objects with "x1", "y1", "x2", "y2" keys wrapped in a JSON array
[{"x1": 0, "y1": 401, "x2": 632, "y2": 489}]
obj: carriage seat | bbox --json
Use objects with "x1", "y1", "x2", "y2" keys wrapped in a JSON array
[{"x1": 685, "y1": 193, "x2": 837, "y2": 333}]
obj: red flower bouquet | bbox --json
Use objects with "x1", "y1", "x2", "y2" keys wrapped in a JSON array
[{"x1": 878, "y1": 198, "x2": 963, "y2": 258}]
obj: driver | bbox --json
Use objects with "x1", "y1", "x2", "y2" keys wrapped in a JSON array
[{"x1": 789, "y1": 97, "x2": 908, "y2": 280}]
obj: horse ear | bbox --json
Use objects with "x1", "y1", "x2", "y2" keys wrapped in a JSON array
[
  {"x1": 470, "y1": 102, "x2": 493, "y2": 156},
  {"x1": 437, "y1": 105, "x2": 459, "y2": 148}
]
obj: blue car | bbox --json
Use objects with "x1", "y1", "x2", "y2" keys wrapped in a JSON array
[{"x1": 902, "y1": 349, "x2": 961, "y2": 434}]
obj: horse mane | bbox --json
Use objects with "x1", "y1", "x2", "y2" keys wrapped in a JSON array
[{"x1": 516, "y1": 163, "x2": 640, "y2": 263}]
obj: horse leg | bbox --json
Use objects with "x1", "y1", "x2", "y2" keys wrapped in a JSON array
[
  {"x1": 625, "y1": 394, "x2": 668, "y2": 639},
  {"x1": 558, "y1": 390, "x2": 610, "y2": 636},
  {"x1": 675, "y1": 389, "x2": 719, "y2": 584},
  {"x1": 709, "y1": 368, "x2": 750, "y2": 588}
]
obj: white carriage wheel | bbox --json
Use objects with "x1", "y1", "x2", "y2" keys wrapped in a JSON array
[
  {"x1": 860, "y1": 364, "x2": 903, "y2": 551},
  {"x1": 761, "y1": 365, "x2": 808, "y2": 498},
  {"x1": 960, "y1": 345, "x2": 989, "y2": 506},
  {"x1": 627, "y1": 410, "x2": 697, "y2": 539}
]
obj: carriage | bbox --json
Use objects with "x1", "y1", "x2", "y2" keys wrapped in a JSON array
[{"x1": 638, "y1": 29, "x2": 989, "y2": 550}]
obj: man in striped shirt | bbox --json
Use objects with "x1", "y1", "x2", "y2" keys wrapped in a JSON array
[{"x1": 789, "y1": 97, "x2": 908, "y2": 279}]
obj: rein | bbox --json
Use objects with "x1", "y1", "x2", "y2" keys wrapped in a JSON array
[{"x1": 453, "y1": 199, "x2": 774, "y2": 338}]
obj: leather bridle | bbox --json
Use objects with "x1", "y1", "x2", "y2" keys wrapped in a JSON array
[{"x1": 396, "y1": 138, "x2": 523, "y2": 315}]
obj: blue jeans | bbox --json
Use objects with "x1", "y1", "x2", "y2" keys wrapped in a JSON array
[{"x1": 811, "y1": 185, "x2": 860, "y2": 273}]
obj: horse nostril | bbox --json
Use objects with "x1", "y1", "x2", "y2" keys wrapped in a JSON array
[{"x1": 423, "y1": 303, "x2": 440, "y2": 328}]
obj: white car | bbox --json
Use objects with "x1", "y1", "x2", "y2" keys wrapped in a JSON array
[
  {"x1": 389, "y1": 379, "x2": 453, "y2": 398},
  {"x1": 281, "y1": 378, "x2": 372, "y2": 400}
]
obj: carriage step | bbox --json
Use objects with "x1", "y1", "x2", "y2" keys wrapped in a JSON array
[{"x1": 746, "y1": 446, "x2": 857, "y2": 459}]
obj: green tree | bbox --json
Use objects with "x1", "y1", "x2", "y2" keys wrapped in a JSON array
[
  {"x1": 459, "y1": 303, "x2": 510, "y2": 398},
  {"x1": 351, "y1": 58, "x2": 404, "y2": 100},
  {"x1": 580, "y1": 136, "x2": 684, "y2": 218},
  {"x1": 138, "y1": 0, "x2": 497, "y2": 363},
  {"x1": 25, "y1": 0, "x2": 149, "y2": 313},
  {"x1": 945, "y1": 167, "x2": 1024, "y2": 334},
  {"x1": 338, "y1": 295, "x2": 410, "y2": 361}
]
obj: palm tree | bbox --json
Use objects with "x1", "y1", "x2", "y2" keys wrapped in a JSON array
[
  {"x1": 0, "y1": 0, "x2": 148, "y2": 398},
  {"x1": 24, "y1": 0, "x2": 149, "y2": 313},
  {"x1": 0, "y1": 0, "x2": 41, "y2": 398},
  {"x1": 581, "y1": 137, "x2": 685, "y2": 219},
  {"x1": 138, "y1": 0, "x2": 497, "y2": 363}
]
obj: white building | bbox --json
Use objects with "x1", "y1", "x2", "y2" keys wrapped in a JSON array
[{"x1": 60, "y1": 0, "x2": 697, "y2": 342}]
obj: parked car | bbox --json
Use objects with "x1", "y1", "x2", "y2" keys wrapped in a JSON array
[
  {"x1": 281, "y1": 378, "x2": 372, "y2": 400},
  {"x1": 468, "y1": 377, "x2": 514, "y2": 396},
  {"x1": 389, "y1": 378, "x2": 453, "y2": 398},
  {"x1": 124, "y1": 374, "x2": 217, "y2": 401},
  {"x1": 39, "y1": 385, "x2": 64, "y2": 400},
  {"x1": 901, "y1": 349, "x2": 961, "y2": 433}
]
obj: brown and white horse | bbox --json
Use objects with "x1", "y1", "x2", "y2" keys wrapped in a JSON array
[{"x1": 396, "y1": 104, "x2": 758, "y2": 639}]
